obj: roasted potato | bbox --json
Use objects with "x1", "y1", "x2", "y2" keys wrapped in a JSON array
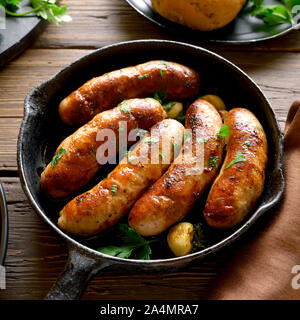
[
  {"x1": 167, "y1": 222, "x2": 194, "y2": 257},
  {"x1": 151, "y1": 0, "x2": 247, "y2": 31}
]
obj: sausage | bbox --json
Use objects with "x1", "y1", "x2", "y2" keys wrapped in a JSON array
[
  {"x1": 203, "y1": 108, "x2": 268, "y2": 229},
  {"x1": 57, "y1": 119, "x2": 185, "y2": 236},
  {"x1": 128, "y1": 99, "x2": 224, "y2": 236},
  {"x1": 41, "y1": 98, "x2": 166, "y2": 198},
  {"x1": 59, "y1": 60, "x2": 200, "y2": 126}
]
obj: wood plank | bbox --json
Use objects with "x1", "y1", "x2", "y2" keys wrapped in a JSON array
[
  {"x1": 0, "y1": 49, "x2": 90, "y2": 118},
  {"x1": 0, "y1": 177, "x2": 225, "y2": 300},
  {"x1": 30, "y1": 0, "x2": 300, "y2": 52}
]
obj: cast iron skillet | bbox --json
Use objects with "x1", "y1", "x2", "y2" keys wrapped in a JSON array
[
  {"x1": 0, "y1": 183, "x2": 8, "y2": 267},
  {"x1": 17, "y1": 40, "x2": 284, "y2": 300}
]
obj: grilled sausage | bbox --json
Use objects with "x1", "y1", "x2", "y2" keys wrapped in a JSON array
[
  {"x1": 58, "y1": 119, "x2": 185, "y2": 236},
  {"x1": 128, "y1": 99, "x2": 224, "y2": 236},
  {"x1": 59, "y1": 60, "x2": 200, "y2": 126},
  {"x1": 204, "y1": 108, "x2": 268, "y2": 229},
  {"x1": 41, "y1": 98, "x2": 166, "y2": 198}
]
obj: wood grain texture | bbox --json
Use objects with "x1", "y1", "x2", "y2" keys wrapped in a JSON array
[
  {"x1": 0, "y1": 0, "x2": 299, "y2": 300},
  {"x1": 33, "y1": 0, "x2": 300, "y2": 51}
]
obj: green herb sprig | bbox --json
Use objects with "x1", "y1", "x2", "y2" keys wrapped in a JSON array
[
  {"x1": 225, "y1": 153, "x2": 246, "y2": 169},
  {"x1": 97, "y1": 224, "x2": 158, "y2": 260},
  {"x1": 249, "y1": 0, "x2": 300, "y2": 25},
  {"x1": 1, "y1": 0, "x2": 72, "y2": 24},
  {"x1": 51, "y1": 147, "x2": 66, "y2": 168}
]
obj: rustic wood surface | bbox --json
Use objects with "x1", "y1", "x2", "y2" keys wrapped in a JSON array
[{"x1": 0, "y1": 0, "x2": 300, "y2": 300}]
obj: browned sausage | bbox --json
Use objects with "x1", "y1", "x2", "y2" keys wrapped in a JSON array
[
  {"x1": 128, "y1": 99, "x2": 224, "y2": 236},
  {"x1": 41, "y1": 98, "x2": 166, "y2": 198},
  {"x1": 58, "y1": 119, "x2": 184, "y2": 237},
  {"x1": 59, "y1": 60, "x2": 200, "y2": 126},
  {"x1": 204, "y1": 108, "x2": 268, "y2": 229}
]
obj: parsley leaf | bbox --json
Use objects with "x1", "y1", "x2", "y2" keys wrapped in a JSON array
[
  {"x1": 90, "y1": 145, "x2": 96, "y2": 158},
  {"x1": 51, "y1": 147, "x2": 66, "y2": 168},
  {"x1": 153, "y1": 90, "x2": 168, "y2": 104},
  {"x1": 217, "y1": 124, "x2": 230, "y2": 138},
  {"x1": 243, "y1": 141, "x2": 251, "y2": 149},
  {"x1": 197, "y1": 137, "x2": 209, "y2": 144},
  {"x1": 249, "y1": 0, "x2": 300, "y2": 25},
  {"x1": 97, "y1": 224, "x2": 157, "y2": 260},
  {"x1": 138, "y1": 74, "x2": 149, "y2": 79},
  {"x1": 119, "y1": 104, "x2": 132, "y2": 114},
  {"x1": 208, "y1": 156, "x2": 219, "y2": 168},
  {"x1": 3, "y1": 0, "x2": 72, "y2": 24},
  {"x1": 110, "y1": 184, "x2": 118, "y2": 195},
  {"x1": 159, "y1": 69, "x2": 165, "y2": 77},
  {"x1": 183, "y1": 131, "x2": 191, "y2": 143},
  {"x1": 135, "y1": 127, "x2": 148, "y2": 137},
  {"x1": 225, "y1": 153, "x2": 246, "y2": 169},
  {"x1": 192, "y1": 223, "x2": 207, "y2": 253},
  {"x1": 144, "y1": 136, "x2": 159, "y2": 144}
]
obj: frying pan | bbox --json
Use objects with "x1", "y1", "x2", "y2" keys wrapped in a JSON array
[
  {"x1": 17, "y1": 40, "x2": 284, "y2": 300},
  {"x1": 0, "y1": 183, "x2": 8, "y2": 267}
]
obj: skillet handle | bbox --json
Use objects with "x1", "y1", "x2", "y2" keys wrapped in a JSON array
[{"x1": 46, "y1": 243, "x2": 111, "y2": 300}]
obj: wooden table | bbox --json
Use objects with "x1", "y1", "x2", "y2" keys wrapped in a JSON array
[{"x1": 0, "y1": 0, "x2": 299, "y2": 300}]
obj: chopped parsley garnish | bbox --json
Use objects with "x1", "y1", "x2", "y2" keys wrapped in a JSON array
[
  {"x1": 208, "y1": 156, "x2": 219, "y2": 168},
  {"x1": 183, "y1": 131, "x2": 191, "y2": 143},
  {"x1": 135, "y1": 128, "x2": 148, "y2": 137},
  {"x1": 118, "y1": 127, "x2": 125, "y2": 132},
  {"x1": 90, "y1": 145, "x2": 96, "y2": 158},
  {"x1": 159, "y1": 69, "x2": 165, "y2": 77},
  {"x1": 159, "y1": 152, "x2": 165, "y2": 161},
  {"x1": 51, "y1": 147, "x2": 67, "y2": 168},
  {"x1": 144, "y1": 136, "x2": 159, "y2": 144},
  {"x1": 225, "y1": 153, "x2": 246, "y2": 169},
  {"x1": 119, "y1": 104, "x2": 132, "y2": 115},
  {"x1": 110, "y1": 184, "x2": 118, "y2": 195},
  {"x1": 217, "y1": 125, "x2": 230, "y2": 138},
  {"x1": 243, "y1": 141, "x2": 251, "y2": 149},
  {"x1": 197, "y1": 137, "x2": 209, "y2": 144},
  {"x1": 138, "y1": 74, "x2": 149, "y2": 79},
  {"x1": 153, "y1": 90, "x2": 168, "y2": 104}
]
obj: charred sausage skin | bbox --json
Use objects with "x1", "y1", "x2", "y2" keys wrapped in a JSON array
[
  {"x1": 58, "y1": 119, "x2": 184, "y2": 237},
  {"x1": 59, "y1": 60, "x2": 200, "y2": 126},
  {"x1": 204, "y1": 108, "x2": 268, "y2": 229},
  {"x1": 41, "y1": 98, "x2": 166, "y2": 198},
  {"x1": 128, "y1": 99, "x2": 224, "y2": 236}
]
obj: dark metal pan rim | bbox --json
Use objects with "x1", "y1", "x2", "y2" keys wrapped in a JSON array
[
  {"x1": 18, "y1": 39, "x2": 284, "y2": 265},
  {"x1": 0, "y1": 183, "x2": 8, "y2": 266}
]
